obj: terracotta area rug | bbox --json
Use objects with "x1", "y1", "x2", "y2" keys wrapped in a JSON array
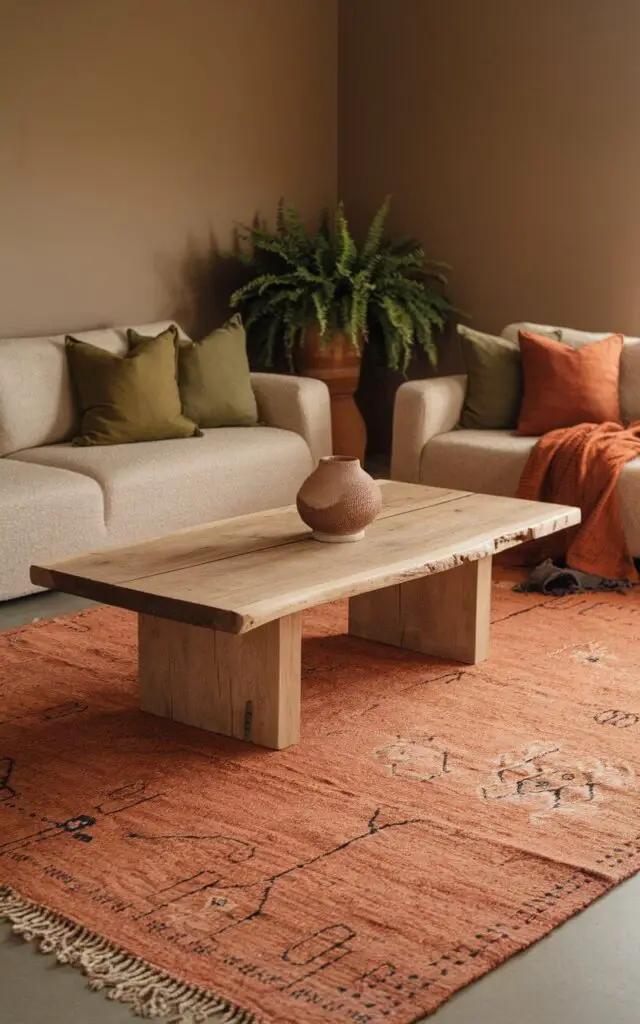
[{"x1": 2, "y1": 579, "x2": 640, "y2": 1023}]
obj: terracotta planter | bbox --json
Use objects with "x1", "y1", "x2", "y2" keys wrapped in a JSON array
[
  {"x1": 296, "y1": 455, "x2": 382, "y2": 542},
  {"x1": 296, "y1": 326, "x2": 367, "y2": 463}
]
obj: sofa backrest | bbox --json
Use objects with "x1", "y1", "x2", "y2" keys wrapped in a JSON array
[
  {"x1": 0, "y1": 320, "x2": 191, "y2": 456},
  {"x1": 501, "y1": 321, "x2": 640, "y2": 424}
]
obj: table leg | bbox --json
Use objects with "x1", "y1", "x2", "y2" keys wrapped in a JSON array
[
  {"x1": 348, "y1": 557, "x2": 492, "y2": 664},
  {"x1": 138, "y1": 612, "x2": 302, "y2": 749}
]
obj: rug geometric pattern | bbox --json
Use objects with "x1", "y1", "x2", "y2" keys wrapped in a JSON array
[{"x1": 2, "y1": 578, "x2": 640, "y2": 1022}]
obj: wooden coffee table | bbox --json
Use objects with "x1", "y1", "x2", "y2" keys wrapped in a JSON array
[{"x1": 31, "y1": 482, "x2": 579, "y2": 750}]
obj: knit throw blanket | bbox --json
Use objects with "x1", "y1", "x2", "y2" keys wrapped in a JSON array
[{"x1": 506, "y1": 421, "x2": 640, "y2": 582}]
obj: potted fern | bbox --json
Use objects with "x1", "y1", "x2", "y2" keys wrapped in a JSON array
[{"x1": 230, "y1": 197, "x2": 455, "y2": 460}]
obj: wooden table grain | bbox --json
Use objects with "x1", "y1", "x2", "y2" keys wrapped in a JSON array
[{"x1": 31, "y1": 482, "x2": 580, "y2": 750}]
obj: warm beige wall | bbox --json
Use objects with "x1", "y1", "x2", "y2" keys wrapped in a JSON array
[
  {"x1": 0, "y1": 0, "x2": 337, "y2": 337},
  {"x1": 339, "y1": 0, "x2": 640, "y2": 337}
]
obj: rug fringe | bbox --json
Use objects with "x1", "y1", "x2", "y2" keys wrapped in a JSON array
[{"x1": 0, "y1": 886, "x2": 257, "y2": 1023}]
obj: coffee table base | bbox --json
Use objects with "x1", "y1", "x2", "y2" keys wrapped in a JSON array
[
  {"x1": 138, "y1": 557, "x2": 492, "y2": 749},
  {"x1": 138, "y1": 612, "x2": 302, "y2": 749},
  {"x1": 348, "y1": 557, "x2": 492, "y2": 664}
]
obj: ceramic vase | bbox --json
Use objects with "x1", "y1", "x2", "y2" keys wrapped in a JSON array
[
  {"x1": 296, "y1": 455, "x2": 382, "y2": 543},
  {"x1": 295, "y1": 327, "x2": 367, "y2": 464}
]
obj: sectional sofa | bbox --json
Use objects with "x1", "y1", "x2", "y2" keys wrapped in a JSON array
[
  {"x1": 391, "y1": 320, "x2": 640, "y2": 556},
  {"x1": 0, "y1": 320, "x2": 332, "y2": 601}
]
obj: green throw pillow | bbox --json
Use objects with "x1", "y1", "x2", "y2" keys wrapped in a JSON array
[
  {"x1": 176, "y1": 316, "x2": 258, "y2": 428},
  {"x1": 458, "y1": 325, "x2": 523, "y2": 430},
  {"x1": 66, "y1": 328, "x2": 200, "y2": 446},
  {"x1": 458, "y1": 324, "x2": 564, "y2": 429}
]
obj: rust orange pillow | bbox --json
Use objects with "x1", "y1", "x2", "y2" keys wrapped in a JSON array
[{"x1": 517, "y1": 331, "x2": 623, "y2": 436}]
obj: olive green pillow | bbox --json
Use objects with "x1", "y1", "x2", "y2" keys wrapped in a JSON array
[
  {"x1": 175, "y1": 316, "x2": 258, "y2": 428},
  {"x1": 66, "y1": 328, "x2": 200, "y2": 446},
  {"x1": 458, "y1": 325, "x2": 523, "y2": 429},
  {"x1": 458, "y1": 325, "x2": 564, "y2": 429}
]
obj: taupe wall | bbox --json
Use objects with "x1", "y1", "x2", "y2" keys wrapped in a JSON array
[
  {"x1": 6, "y1": 0, "x2": 636, "y2": 384},
  {"x1": 0, "y1": 0, "x2": 337, "y2": 337},
  {"x1": 339, "y1": 0, "x2": 640, "y2": 337}
]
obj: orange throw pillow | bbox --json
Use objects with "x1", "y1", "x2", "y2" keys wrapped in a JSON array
[{"x1": 517, "y1": 331, "x2": 623, "y2": 436}]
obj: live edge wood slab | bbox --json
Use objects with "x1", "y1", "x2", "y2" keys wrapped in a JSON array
[{"x1": 31, "y1": 482, "x2": 580, "y2": 750}]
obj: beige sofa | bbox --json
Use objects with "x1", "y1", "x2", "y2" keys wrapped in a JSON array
[
  {"x1": 0, "y1": 320, "x2": 332, "y2": 601},
  {"x1": 391, "y1": 320, "x2": 640, "y2": 556}
]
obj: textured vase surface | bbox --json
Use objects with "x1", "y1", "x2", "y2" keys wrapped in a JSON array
[{"x1": 296, "y1": 456, "x2": 382, "y2": 542}]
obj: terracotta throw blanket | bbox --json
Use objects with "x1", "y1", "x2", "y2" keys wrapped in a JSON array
[{"x1": 509, "y1": 421, "x2": 640, "y2": 582}]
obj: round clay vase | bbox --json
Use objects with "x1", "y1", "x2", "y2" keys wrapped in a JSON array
[
  {"x1": 296, "y1": 456, "x2": 382, "y2": 543},
  {"x1": 296, "y1": 327, "x2": 367, "y2": 464}
]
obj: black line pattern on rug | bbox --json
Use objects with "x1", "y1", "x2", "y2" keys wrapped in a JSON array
[
  {"x1": 309, "y1": 870, "x2": 603, "y2": 1019},
  {"x1": 480, "y1": 744, "x2": 599, "y2": 812},
  {"x1": 595, "y1": 832, "x2": 640, "y2": 867},
  {"x1": 4, "y1": 586, "x2": 640, "y2": 1024},
  {"x1": 126, "y1": 808, "x2": 429, "y2": 939},
  {"x1": 594, "y1": 709, "x2": 639, "y2": 729},
  {"x1": 1, "y1": 773, "x2": 633, "y2": 1023},
  {"x1": 0, "y1": 772, "x2": 164, "y2": 856}
]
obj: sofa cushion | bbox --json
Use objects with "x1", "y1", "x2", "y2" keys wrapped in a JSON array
[
  {"x1": 10, "y1": 426, "x2": 313, "y2": 546},
  {"x1": 0, "y1": 460, "x2": 106, "y2": 601},
  {"x1": 517, "y1": 331, "x2": 623, "y2": 435},
  {"x1": 501, "y1": 322, "x2": 640, "y2": 425},
  {"x1": 556, "y1": 331, "x2": 640, "y2": 426},
  {"x1": 176, "y1": 317, "x2": 259, "y2": 428},
  {"x1": 419, "y1": 428, "x2": 640, "y2": 556},
  {"x1": 66, "y1": 329, "x2": 200, "y2": 446},
  {"x1": 457, "y1": 326, "x2": 522, "y2": 430},
  {"x1": 421, "y1": 429, "x2": 537, "y2": 498},
  {"x1": 0, "y1": 320, "x2": 190, "y2": 456}
]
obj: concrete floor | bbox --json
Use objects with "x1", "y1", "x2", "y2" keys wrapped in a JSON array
[{"x1": 2, "y1": 591, "x2": 640, "y2": 1024}]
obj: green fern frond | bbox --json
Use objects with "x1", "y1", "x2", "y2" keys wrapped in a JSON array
[
  {"x1": 360, "y1": 195, "x2": 391, "y2": 267},
  {"x1": 251, "y1": 235, "x2": 300, "y2": 266},
  {"x1": 242, "y1": 300, "x2": 269, "y2": 332},
  {"x1": 335, "y1": 202, "x2": 357, "y2": 277},
  {"x1": 264, "y1": 287, "x2": 305, "y2": 313},
  {"x1": 424, "y1": 258, "x2": 453, "y2": 272},
  {"x1": 381, "y1": 248, "x2": 426, "y2": 271},
  {"x1": 312, "y1": 291, "x2": 330, "y2": 338},
  {"x1": 378, "y1": 296, "x2": 414, "y2": 371},
  {"x1": 229, "y1": 196, "x2": 458, "y2": 371},
  {"x1": 282, "y1": 204, "x2": 312, "y2": 254}
]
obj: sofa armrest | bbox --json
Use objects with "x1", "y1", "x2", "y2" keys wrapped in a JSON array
[
  {"x1": 251, "y1": 373, "x2": 332, "y2": 465},
  {"x1": 391, "y1": 375, "x2": 467, "y2": 483}
]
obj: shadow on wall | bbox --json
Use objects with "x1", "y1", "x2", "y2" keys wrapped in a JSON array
[
  {"x1": 158, "y1": 229, "x2": 252, "y2": 340},
  {"x1": 158, "y1": 223, "x2": 305, "y2": 373}
]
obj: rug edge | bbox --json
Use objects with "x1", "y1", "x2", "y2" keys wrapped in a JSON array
[{"x1": 0, "y1": 885, "x2": 258, "y2": 1024}]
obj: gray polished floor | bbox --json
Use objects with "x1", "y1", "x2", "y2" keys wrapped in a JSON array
[{"x1": 1, "y1": 590, "x2": 639, "y2": 1024}]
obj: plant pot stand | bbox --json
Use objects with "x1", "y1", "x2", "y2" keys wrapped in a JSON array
[{"x1": 297, "y1": 329, "x2": 367, "y2": 462}]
